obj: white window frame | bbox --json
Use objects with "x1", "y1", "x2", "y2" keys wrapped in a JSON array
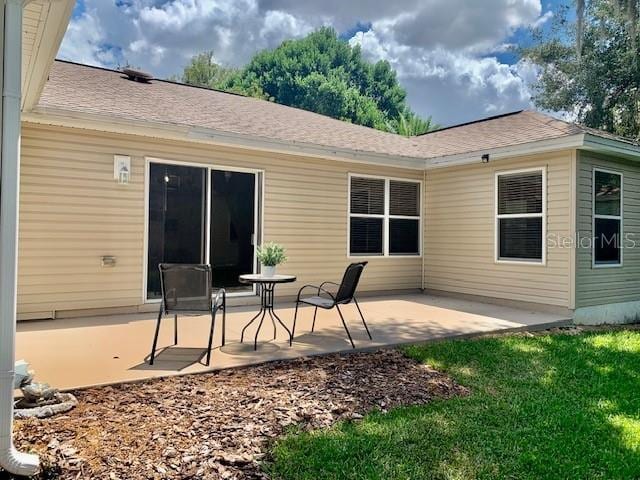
[
  {"x1": 347, "y1": 173, "x2": 422, "y2": 258},
  {"x1": 143, "y1": 156, "x2": 265, "y2": 303},
  {"x1": 494, "y1": 166, "x2": 547, "y2": 265},
  {"x1": 592, "y1": 167, "x2": 623, "y2": 268}
]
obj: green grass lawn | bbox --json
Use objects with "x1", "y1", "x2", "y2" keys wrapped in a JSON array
[{"x1": 267, "y1": 329, "x2": 640, "y2": 479}]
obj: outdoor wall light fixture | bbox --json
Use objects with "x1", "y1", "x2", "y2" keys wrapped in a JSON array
[
  {"x1": 481, "y1": 153, "x2": 490, "y2": 163},
  {"x1": 113, "y1": 155, "x2": 131, "y2": 184}
]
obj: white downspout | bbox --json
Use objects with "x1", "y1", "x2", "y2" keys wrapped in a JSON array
[
  {"x1": 0, "y1": 0, "x2": 40, "y2": 475},
  {"x1": 421, "y1": 168, "x2": 426, "y2": 292}
]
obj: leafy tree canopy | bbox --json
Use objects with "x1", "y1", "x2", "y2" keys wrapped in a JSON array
[
  {"x1": 176, "y1": 28, "x2": 436, "y2": 135},
  {"x1": 169, "y1": 51, "x2": 238, "y2": 89},
  {"x1": 522, "y1": 0, "x2": 640, "y2": 139}
]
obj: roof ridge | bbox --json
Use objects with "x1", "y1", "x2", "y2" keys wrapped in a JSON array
[
  {"x1": 53, "y1": 58, "x2": 251, "y2": 99},
  {"x1": 417, "y1": 110, "x2": 525, "y2": 135},
  {"x1": 524, "y1": 110, "x2": 640, "y2": 145},
  {"x1": 521, "y1": 109, "x2": 584, "y2": 135}
]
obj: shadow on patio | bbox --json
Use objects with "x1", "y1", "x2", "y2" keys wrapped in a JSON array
[{"x1": 16, "y1": 293, "x2": 571, "y2": 390}]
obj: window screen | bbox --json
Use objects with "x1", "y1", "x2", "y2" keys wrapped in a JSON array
[
  {"x1": 389, "y1": 219, "x2": 420, "y2": 255},
  {"x1": 350, "y1": 177, "x2": 385, "y2": 215},
  {"x1": 498, "y1": 171, "x2": 542, "y2": 215},
  {"x1": 498, "y1": 217, "x2": 543, "y2": 260},
  {"x1": 350, "y1": 217, "x2": 384, "y2": 255},
  {"x1": 594, "y1": 170, "x2": 621, "y2": 216},
  {"x1": 390, "y1": 181, "x2": 420, "y2": 216},
  {"x1": 496, "y1": 169, "x2": 544, "y2": 262},
  {"x1": 349, "y1": 176, "x2": 420, "y2": 256},
  {"x1": 593, "y1": 169, "x2": 622, "y2": 266}
]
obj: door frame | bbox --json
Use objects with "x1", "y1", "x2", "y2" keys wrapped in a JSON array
[{"x1": 142, "y1": 156, "x2": 265, "y2": 303}]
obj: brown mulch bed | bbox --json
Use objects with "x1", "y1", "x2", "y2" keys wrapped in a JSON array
[
  {"x1": 6, "y1": 349, "x2": 467, "y2": 480},
  {"x1": 485, "y1": 323, "x2": 640, "y2": 339}
]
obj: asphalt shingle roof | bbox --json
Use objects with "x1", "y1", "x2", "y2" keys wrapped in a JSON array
[
  {"x1": 39, "y1": 61, "x2": 417, "y2": 158},
  {"x1": 414, "y1": 110, "x2": 584, "y2": 158},
  {"x1": 36, "y1": 60, "x2": 635, "y2": 161}
]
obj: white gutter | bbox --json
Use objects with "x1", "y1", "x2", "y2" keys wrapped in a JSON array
[
  {"x1": 424, "y1": 134, "x2": 587, "y2": 169},
  {"x1": 0, "y1": 0, "x2": 40, "y2": 475},
  {"x1": 22, "y1": 107, "x2": 427, "y2": 170},
  {"x1": 582, "y1": 133, "x2": 640, "y2": 159},
  {"x1": 24, "y1": 107, "x2": 640, "y2": 171},
  {"x1": 423, "y1": 132, "x2": 640, "y2": 170}
]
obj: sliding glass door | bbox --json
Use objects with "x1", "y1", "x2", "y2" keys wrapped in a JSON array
[
  {"x1": 147, "y1": 164, "x2": 207, "y2": 299},
  {"x1": 210, "y1": 170, "x2": 256, "y2": 290},
  {"x1": 146, "y1": 162, "x2": 258, "y2": 300}
]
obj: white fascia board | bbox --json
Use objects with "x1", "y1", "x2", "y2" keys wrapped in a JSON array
[
  {"x1": 22, "y1": 107, "x2": 427, "y2": 170},
  {"x1": 424, "y1": 134, "x2": 586, "y2": 169},
  {"x1": 21, "y1": 0, "x2": 75, "y2": 112},
  {"x1": 421, "y1": 133, "x2": 640, "y2": 169},
  {"x1": 581, "y1": 133, "x2": 640, "y2": 160},
  {"x1": 24, "y1": 107, "x2": 640, "y2": 169}
]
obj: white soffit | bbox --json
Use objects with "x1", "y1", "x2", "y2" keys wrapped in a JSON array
[{"x1": 22, "y1": 0, "x2": 75, "y2": 111}]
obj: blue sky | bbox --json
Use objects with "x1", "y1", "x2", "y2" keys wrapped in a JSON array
[{"x1": 59, "y1": 0, "x2": 572, "y2": 126}]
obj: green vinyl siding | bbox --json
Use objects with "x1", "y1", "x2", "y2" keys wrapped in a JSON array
[{"x1": 576, "y1": 151, "x2": 640, "y2": 307}]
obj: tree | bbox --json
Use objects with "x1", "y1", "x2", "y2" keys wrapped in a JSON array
[
  {"x1": 175, "y1": 28, "x2": 435, "y2": 134},
  {"x1": 576, "y1": 0, "x2": 638, "y2": 55},
  {"x1": 173, "y1": 51, "x2": 238, "y2": 89},
  {"x1": 523, "y1": 0, "x2": 640, "y2": 139},
  {"x1": 221, "y1": 27, "x2": 411, "y2": 130},
  {"x1": 387, "y1": 109, "x2": 439, "y2": 136}
]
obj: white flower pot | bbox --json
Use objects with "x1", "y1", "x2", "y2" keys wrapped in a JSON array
[{"x1": 262, "y1": 265, "x2": 276, "y2": 277}]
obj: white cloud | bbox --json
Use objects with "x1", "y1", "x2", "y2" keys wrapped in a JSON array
[
  {"x1": 532, "y1": 10, "x2": 554, "y2": 28},
  {"x1": 59, "y1": 0, "x2": 313, "y2": 74},
  {"x1": 259, "y1": 0, "x2": 541, "y2": 52},
  {"x1": 350, "y1": 26, "x2": 535, "y2": 125},
  {"x1": 58, "y1": 0, "x2": 551, "y2": 125},
  {"x1": 260, "y1": 10, "x2": 313, "y2": 46},
  {"x1": 377, "y1": 0, "x2": 540, "y2": 53},
  {"x1": 58, "y1": 6, "x2": 118, "y2": 66}
]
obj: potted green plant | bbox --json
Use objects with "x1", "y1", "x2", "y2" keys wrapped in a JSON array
[{"x1": 257, "y1": 242, "x2": 287, "y2": 277}]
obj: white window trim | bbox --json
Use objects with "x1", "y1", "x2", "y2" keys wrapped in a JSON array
[
  {"x1": 494, "y1": 166, "x2": 547, "y2": 266},
  {"x1": 142, "y1": 156, "x2": 265, "y2": 303},
  {"x1": 347, "y1": 173, "x2": 422, "y2": 258},
  {"x1": 592, "y1": 167, "x2": 623, "y2": 269}
]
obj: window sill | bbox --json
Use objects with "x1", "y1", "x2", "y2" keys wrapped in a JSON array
[
  {"x1": 495, "y1": 258, "x2": 545, "y2": 266},
  {"x1": 592, "y1": 263, "x2": 623, "y2": 269},
  {"x1": 348, "y1": 254, "x2": 422, "y2": 259}
]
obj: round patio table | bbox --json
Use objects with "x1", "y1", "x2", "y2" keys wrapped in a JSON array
[{"x1": 239, "y1": 273, "x2": 296, "y2": 350}]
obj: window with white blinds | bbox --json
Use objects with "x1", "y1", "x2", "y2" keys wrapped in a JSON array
[
  {"x1": 593, "y1": 168, "x2": 622, "y2": 267},
  {"x1": 349, "y1": 175, "x2": 421, "y2": 256},
  {"x1": 496, "y1": 168, "x2": 545, "y2": 263}
]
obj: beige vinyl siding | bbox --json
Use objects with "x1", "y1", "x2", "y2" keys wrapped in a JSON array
[
  {"x1": 18, "y1": 123, "x2": 423, "y2": 319},
  {"x1": 575, "y1": 151, "x2": 640, "y2": 308},
  {"x1": 424, "y1": 151, "x2": 574, "y2": 307}
]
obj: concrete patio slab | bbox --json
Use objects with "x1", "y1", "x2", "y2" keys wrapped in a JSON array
[{"x1": 16, "y1": 293, "x2": 571, "y2": 390}]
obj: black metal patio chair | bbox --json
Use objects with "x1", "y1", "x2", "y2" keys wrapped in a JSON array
[
  {"x1": 291, "y1": 261, "x2": 371, "y2": 348},
  {"x1": 149, "y1": 264, "x2": 226, "y2": 366}
]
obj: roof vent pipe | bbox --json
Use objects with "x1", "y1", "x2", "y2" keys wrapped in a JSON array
[
  {"x1": 0, "y1": 0, "x2": 40, "y2": 475},
  {"x1": 122, "y1": 67, "x2": 153, "y2": 83}
]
